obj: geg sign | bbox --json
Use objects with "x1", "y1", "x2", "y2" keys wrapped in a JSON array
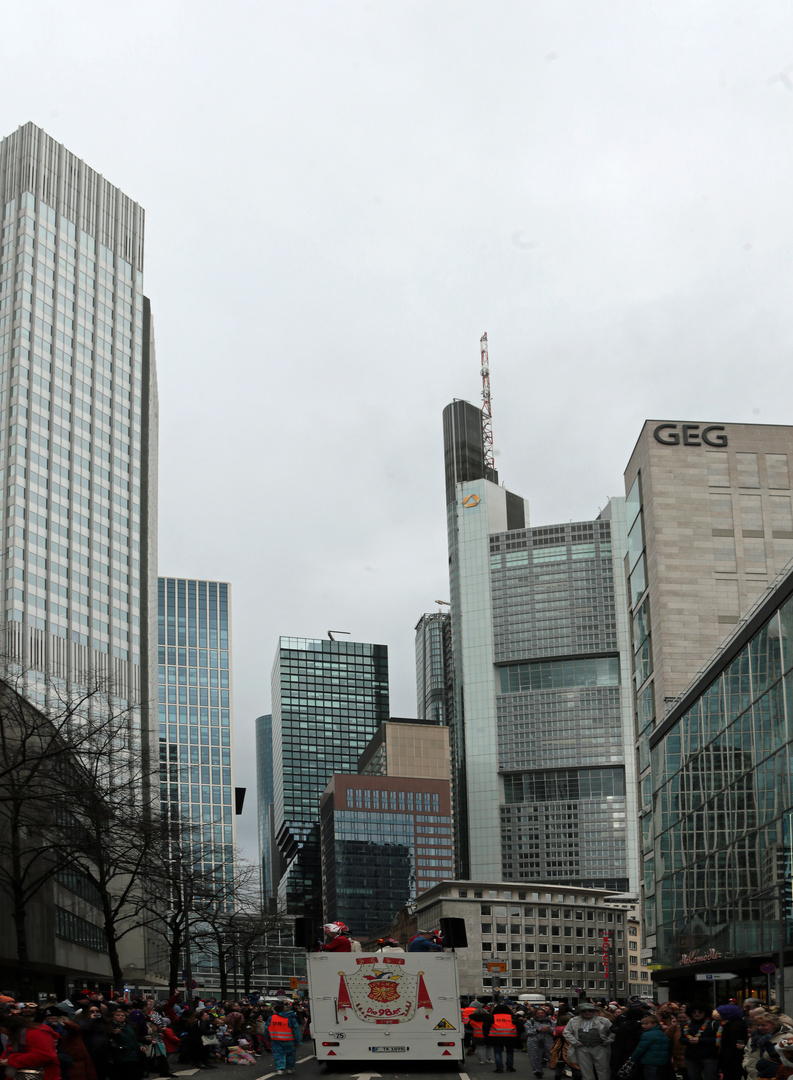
[{"x1": 653, "y1": 423, "x2": 728, "y2": 447}]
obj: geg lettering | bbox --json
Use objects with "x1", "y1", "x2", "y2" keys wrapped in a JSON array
[{"x1": 653, "y1": 423, "x2": 727, "y2": 448}]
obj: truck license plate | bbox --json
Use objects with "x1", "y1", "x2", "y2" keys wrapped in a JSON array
[{"x1": 370, "y1": 1046, "x2": 407, "y2": 1052}]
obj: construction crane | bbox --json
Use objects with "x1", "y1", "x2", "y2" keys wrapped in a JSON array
[{"x1": 480, "y1": 331, "x2": 494, "y2": 471}]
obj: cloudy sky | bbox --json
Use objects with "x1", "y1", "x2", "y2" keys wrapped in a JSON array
[{"x1": 4, "y1": 0, "x2": 793, "y2": 858}]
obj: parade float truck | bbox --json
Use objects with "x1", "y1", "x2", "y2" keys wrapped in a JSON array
[{"x1": 306, "y1": 924, "x2": 467, "y2": 1065}]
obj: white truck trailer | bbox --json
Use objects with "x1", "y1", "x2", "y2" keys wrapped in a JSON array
[{"x1": 307, "y1": 950, "x2": 464, "y2": 1065}]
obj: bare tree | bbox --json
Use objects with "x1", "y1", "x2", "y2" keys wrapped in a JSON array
[
  {"x1": 192, "y1": 861, "x2": 289, "y2": 998},
  {"x1": 0, "y1": 665, "x2": 143, "y2": 995},
  {"x1": 68, "y1": 757, "x2": 160, "y2": 992},
  {"x1": 144, "y1": 816, "x2": 232, "y2": 994}
]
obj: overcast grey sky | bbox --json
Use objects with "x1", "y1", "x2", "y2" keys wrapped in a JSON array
[{"x1": 4, "y1": 0, "x2": 793, "y2": 859}]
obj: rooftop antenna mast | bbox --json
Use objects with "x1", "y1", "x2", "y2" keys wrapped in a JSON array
[{"x1": 480, "y1": 331, "x2": 495, "y2": 471}]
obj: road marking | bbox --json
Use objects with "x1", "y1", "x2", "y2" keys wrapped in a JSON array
[
  {"x1": 460, "y1": 1073, "x2": 472, "y2": 1080},
  {"x1": 255, "y1": 1056, "x2": 315, "y2": 1080}
]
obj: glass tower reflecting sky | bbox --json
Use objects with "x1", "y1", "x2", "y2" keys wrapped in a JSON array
[
  {"x1": 157, "y1": 577, "x2": 235, "y2": 890},
  {"x1": 271, "y1": 637, "x2": 389, "y2": 917},
  {"x1": 0, "y1": 122, "x2": 158, "y2": 769},
  {"x1": 415, "y1": 611, "x2": 453, "y2": 726}
]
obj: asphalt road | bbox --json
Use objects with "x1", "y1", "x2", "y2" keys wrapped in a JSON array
[{"x1": 171, "y1": 1043, "x2": 555, "y2": 1080}]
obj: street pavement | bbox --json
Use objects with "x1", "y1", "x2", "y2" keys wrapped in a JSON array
[{"x1": 170, "y1": 1042, "x2": 555, "y2": 1080}]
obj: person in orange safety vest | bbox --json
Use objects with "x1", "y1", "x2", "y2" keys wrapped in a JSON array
[
  {"x1": 265, "y1": 1004, "x2": 301, "y2": 1076},
  {"x1": 484, "y1": 1005, "x2": 525, "y2": 1074}
]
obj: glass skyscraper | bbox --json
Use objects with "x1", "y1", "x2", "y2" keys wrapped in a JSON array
[
  {"x1": 442, "y1": 399, "x2": 638, "y2": 892},
  {"x1": 0, "y1": 123, "x2": 158, "y2": 772},
  {"x1": 157, "y1": 578, "x2": 235, "y2": 886},
  {"x1": 271, "y1": 637, "x2": 389, "y2": 917},
  {"x1": 255, "y1": 713, "x2": 275, "y2": 903},
  {"x1": 415, "y1": 611, "x2": 454, "y2": 726}
]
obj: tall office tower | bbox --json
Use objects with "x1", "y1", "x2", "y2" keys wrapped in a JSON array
[
  {"x1": 0, "y1": 125, "x2": 158, "y2": 770},
  {"x1": 443, "y1": 400, "x2": 638, "y2": 892},
  {"x1": 156, "y1": 579, "x2": 235, "y2": 901},
  {"x1": 414, "y1": 611, "x2": 454, "y2": 725},
  {"x1": 271, "y1": 637, "x2": 389, "y2": 917},
  {"x1": 623, "y1": 420, "x2": 793, "y2": 963},
  {"x1": 255, "y1": 713, "x2": 275, "y2": 904}
]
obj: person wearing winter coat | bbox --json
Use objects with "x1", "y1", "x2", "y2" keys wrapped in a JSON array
[
  {"x1": 564, "y1": 1003, "x2": 614, "y2": 1080},
  {"x1": 611, "y1": 1008, "x2": 646, "y2": 1080},
  {"x1": 0, "y1": 1014, "x2": 62, "y2": 1080},
  {"x1": 470, "y1": 1007, "x2": 494, "y2": 1064},
  {"x1": 48, "y1": 1014, "x2": 99, "y2": 1080},
  {"x1": 630, "y1": 1016, "x2": 672, "y2": 1080},
  {"x1": 108, "y1": 1007, "x2": 146, "y2": 1080},
  {"x1": 80, "y1": 1005, "x2": 115, "y2": 1080},
  {"x1": 551, "y1": 1012, "x2": 582, "y2": 1080},
  {"x1": 265, "y1": 1003, "x2": 301, "y2": 1076},
  {"x1": 680, "y1": 1004, "x2": 719, "y2": 1080},
  {"x1": 483, "y1": 1005, "x2": 525, "y2": 1073},
  {"x1": 711, "y1": 1005, "x2": 748, "y2": 1080},
  {"x1": 319, "y1": 922, "x2": 353, "y2": 952},
  {"x1": 744, "y1": 1012, "x2": 793, "y2": 1078},
  {"x1": 655, "y1": 1007, "x2": 686, "y2": 1075}
]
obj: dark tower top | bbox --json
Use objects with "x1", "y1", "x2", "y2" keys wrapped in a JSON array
[
  {"x1": 443, "y1": 400, "x2": 525, "y2": 530},
  {"x1": 443, "y1": 400, "x2": 499, "y2": 505}
]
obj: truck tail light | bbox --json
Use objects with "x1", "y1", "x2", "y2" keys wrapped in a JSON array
[
  {"x1": 438, "y1": 1041, "x2": 456, "y2": 1046},
  {"x1": 322, "y1": 1042, "x2": 340, "y2": 1047}
]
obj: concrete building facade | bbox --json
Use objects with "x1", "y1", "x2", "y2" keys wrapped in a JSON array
[
  {"x1": 415, "y1": 880, "x2": 630, "y2": 999},
  {"x1": 623, "y1": 421, "x2": 793, "y2": 963}
]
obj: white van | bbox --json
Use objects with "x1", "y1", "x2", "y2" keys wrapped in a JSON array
[{"x1": 307, "y1": 950, "x2": 464, "y2": 1064}]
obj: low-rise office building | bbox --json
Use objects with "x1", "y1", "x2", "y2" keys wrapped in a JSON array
[{"x1": 414, "y1": 880, "x2": 630, "y2": 999}]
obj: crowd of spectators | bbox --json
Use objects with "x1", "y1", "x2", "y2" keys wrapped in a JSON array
[
  {"x1": 461, "y1": 994, "x2": 793, "y2": 1080},
  {"x1": 0, "y1": 989, "x2": 311, "y2": 1079}
]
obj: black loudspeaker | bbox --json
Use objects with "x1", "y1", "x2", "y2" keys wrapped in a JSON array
[
  {"x1": 294, "y1": 917, "x2": 319, "y2": 949},
  {"x1": 440, "y1": 917, "x2": 468, "y2": 949}
]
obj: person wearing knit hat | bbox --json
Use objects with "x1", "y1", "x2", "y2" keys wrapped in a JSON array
[{"x1": 713, "y1": 1005, "x2": 748, "y2": 1080}]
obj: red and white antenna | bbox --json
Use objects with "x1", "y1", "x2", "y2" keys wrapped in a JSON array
[{"x1": 480, "y1": 331, "x2": 494, "y2": 470}]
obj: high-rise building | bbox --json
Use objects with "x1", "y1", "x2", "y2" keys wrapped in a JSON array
[
  {"x1": 443, "y1": 399, "x2": 638, "y2": 893},
  {"x1": 0, "y1": 123, "x2": 158, "y2": 738},
  {"x1": 623, "y1": 420, "x2": 793, "y2": 989},
  {"x1": 414, "y1": 611, "x2": 454, "y2": 725},
  {"x1": 0, "y1": 122, "x2": 160, "y2": 982},
  {"x1": 255, "y1": 713, "x2": 275, "y2": 904},
  {"x1": 320, "y1": 767, "x2": 452, "y2": 936},
  {"x1": 156, "y1": 578, "x2": 235, "y2": 904},
  {"x1": 271, "y1": 637, "x2": 389, "y2": 917}
]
